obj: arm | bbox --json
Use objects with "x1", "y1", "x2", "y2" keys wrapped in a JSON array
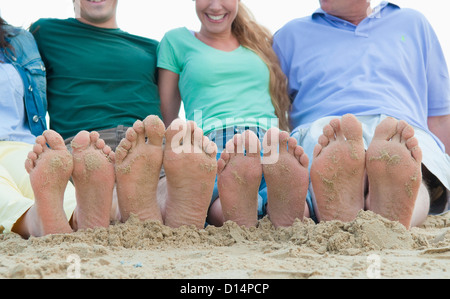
[
  {"x1": 428, "y1": 114, "x2": 450, "y2": 155},
  {"x1": 158, "y1": 68, "x2": 182, "y2": 128}
]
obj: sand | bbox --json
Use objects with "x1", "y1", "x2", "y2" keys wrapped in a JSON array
[{"x1": 0, "y1": 210, "x2": 449, "y2": 279}]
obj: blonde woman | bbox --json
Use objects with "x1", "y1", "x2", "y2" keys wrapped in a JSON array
[{"x1": 158, "y1": 0, "x2": 310, "y2": 228}]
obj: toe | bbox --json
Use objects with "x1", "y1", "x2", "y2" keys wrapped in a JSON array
[
  {"x1": 313, "y1": 143, "x2": 323, "y2": 159},
  {"x1": 143, "y1": 115, "x2": 165, "y2": 146},
  {"x1": 132, "y1": 120, "x2": 146, "y2": 143},
  {"x1": 43, "y1": 130, "x2": 67, "y2": 151},
  {"x1": 262, "y1": 127, "x2": 279, "y2": 158},
  {"x1": 341, "y1": 114, "x2": 363, "y2": 141},
  {"x1": 287, "y1": 136, "x2": 298, "y2": 155},
  {"x1": 278, "y1": 131, "x2": 290, "y2": 154},
  {"x1": 226, "y1": 134, "x2": 240, "y2": 155},
  {"x1": 203, "y1": 136, "x2": 218, "y2": 157},
  {"x1": 243, "y1": 130, "x2": 261, "y2": 157},
  {"x1": 165, "y1": 118, "x2": 186, "y2": 150},
  {"x1": 125, "y1": 127, "x2": 138, "y2": 145},
  {"x1": 217, "y1": 150, "x2": 230, "y2": 174},
  {"x1": 373, "y1": 117, "x2": 398, "y2": 141},
  {"x1": 71, "y1": 131, "x2": 91, "y2": 152},
  {"x1": 323, "y1": 124, "x2": 336, "y2": 142}
]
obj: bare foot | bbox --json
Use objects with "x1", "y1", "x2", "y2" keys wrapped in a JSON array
[
  {"x1": 217, "y1": 130, "x2": 262, "y2": 227},
  {"x1": 22, "y1": 130, "x2": 74, "y2": 237},
  {"x1": 366, "y1": 117, "x2": 422, "y2": 228},
  {"x1": 71, "y1": 131, "x2": 115, "y2": 230},
  {"x1": 163, "y1": 119, "x2": 217, "y2": 229},
  {"x1": 310, "y1": 114, "x2": 365, "y2": 222},
  {"x1": 262, "y1": 128, "x2": 309, "y2": 227},
  {"x1": 115, "y1": 115, "x2": 165, "y2": 223}
]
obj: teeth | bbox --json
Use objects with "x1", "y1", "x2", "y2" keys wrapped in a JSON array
[{"x1": 207, "y1": 14, "x2": 225, "y2": 21}]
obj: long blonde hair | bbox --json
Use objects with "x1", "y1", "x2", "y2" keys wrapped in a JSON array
[{"x1": 232, "y1": 2, "x2": 291, "y2": 131}]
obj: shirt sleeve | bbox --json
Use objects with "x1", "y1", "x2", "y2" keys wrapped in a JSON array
[
  {"x1": 273, "y1": 30, "x2": 296, "y2": 103},
  {"x1": 157, "y1": 31, "x2": 181, "y2": 75},
  {"x1": 425, "y1": 20, "x2": 450, "y2": 117}
]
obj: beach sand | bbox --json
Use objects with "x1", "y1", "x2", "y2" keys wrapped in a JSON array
[{"x1": 0, "y1": 210, "x2": 449, "y2": 279}]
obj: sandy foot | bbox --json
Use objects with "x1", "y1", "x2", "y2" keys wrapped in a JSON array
[
  {"x1": 217, "y1": 131, "x2": 262, "y2": 227},
  {"x1": 366, "y1": 117, "x2": 423, "y2": 229},
  {"x1": 262, "y1": 128, "x2": 309, "y2": 227},
  {"x1": 71, "y1": 131, "x2": 115, "y2": 230},
  {"x1": 24, "y1": 130, "x2": 74, "y2": 236},
  {"x1": 115, "y1": 115, "x2": 165, "y2": 223},
  {"x1": 310, "y1": 114, "x2": 366, "y2": 222},
  {"x1": 163, "y1": 119, "x2": 217, "y2": 229}
]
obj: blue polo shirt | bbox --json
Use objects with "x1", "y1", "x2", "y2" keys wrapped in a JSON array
[{"x1": 273, "y1": 1, "x2": 450, "y2": 150}]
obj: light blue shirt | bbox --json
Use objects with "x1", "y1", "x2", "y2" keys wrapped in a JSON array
[
  {"x1": 0, "y1": 51, "x2": 35, "y2": 144},
  {"x1": 1, "y1": 25, "x2": 47, "y2": 142},
  {"x1": 273, "y1": 2, "x2": 450, "y2": 151}
]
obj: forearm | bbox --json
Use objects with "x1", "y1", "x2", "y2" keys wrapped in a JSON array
[{"x1": 158, "y1": 68, "x2": 182, "y2": 128}]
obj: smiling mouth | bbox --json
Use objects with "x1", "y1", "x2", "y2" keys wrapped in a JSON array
[
  {"x1": 206, "y1": 13, "x2": 227, "y2": 22},
  {"x1": 87, "y1": 0, "x2": 106, "y2": 3}
]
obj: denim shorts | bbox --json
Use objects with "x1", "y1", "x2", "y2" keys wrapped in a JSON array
[
  {"x1": 207, "y1": 126, "x2": 268, "y2": 218},
  {"x1": 291, "y1": 114, "x2": 450, "y2": 219}
]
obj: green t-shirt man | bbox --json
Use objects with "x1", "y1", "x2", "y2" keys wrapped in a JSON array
[{"x1": 30, "y1": 18, "x2": 161, "y2": 140}]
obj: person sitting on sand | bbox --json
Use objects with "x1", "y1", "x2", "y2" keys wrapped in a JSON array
[
  {"x1": 29, "y1": 0, "x2": 167, "y2": 226},
  {"x1": 156, "y1": 0, "x2": 310, "y2": 228},
  {"x1": 273, "y1": 0, "x2": 450, "y2": 229},
  {"x1": 0, "y1": 16, "x2": 116, "y2": 238}
]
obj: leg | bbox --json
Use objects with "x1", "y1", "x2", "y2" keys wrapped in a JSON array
[
  {"x1": 163, "y1": 119, "x2": 217, "y2": 229},
  {"x1": 217, "y1": 130, "x2": 262, "y2": 227},
  {"x1": 366, "y1": 117, "x2": 423, "y2": 229},
  {"x1": 310, "y1": 114, "x2": 366, "y2": 222},
  {"x1": 115, "y1": 115, "x2": 165, "y2": 223},
  {"x1": 20, "y1": 130, "x2": 74, "y2": 237},
  {"x1": 71, "y1": 131, "x2": 115, "y2": 230},
  {"x1": 262, "y1": 128, "x2": 309, "y2": 227}
]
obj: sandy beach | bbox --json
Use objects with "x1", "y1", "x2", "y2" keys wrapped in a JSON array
[{"x1": 0, "y1": 210, "x2": 449, "y2": 279}]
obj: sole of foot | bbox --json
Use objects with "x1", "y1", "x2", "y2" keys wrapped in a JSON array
[
  {"x1": 163, "y1": 119, "x2": 217, "y2": 229},
  {"x1": 310, "y1": 114, "x2": 366, "y2": 222},
  {"x1": 217, "y1": 130, "x2": 262, "y2": 227},
  {"x1": 25, "y1": 130, "x2": 74, "y2": 236},
  {"x1": 71, "y1": 130, "x2": 115, "y2": 230},
  {"x1": 366, "y1": 117, "x2": 422, "y2": 229},
  {"x1": 263, "y1": 128, "x2": 309, "y2": 227},
  {"x1": 115, "y1": 115, "x2": 165, "y2": 223}
]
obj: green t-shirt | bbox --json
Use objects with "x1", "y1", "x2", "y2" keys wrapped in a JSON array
[
  {"x1": 30, "y1": 18, "x2": 161, "y2": 139},
  {"x1": 157, "y1": 27, "x2": 277, "y2": 134}
]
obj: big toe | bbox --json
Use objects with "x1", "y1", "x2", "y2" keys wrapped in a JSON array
[
  {"x1": 70, "y1": 130, "x2": 92, "y2": 152},
  {"x1": 341, "y1": 114, "x2": 363, "y2": 141},
  {"x1": 372, "y1": 117, "x2": 399, "y2": 141},
  {"x1": 42, "y1": 130, "x2": 67, "y2": 151},
  {"x1": 143, "y1": 115, "x2": 165, "y2": 146}
]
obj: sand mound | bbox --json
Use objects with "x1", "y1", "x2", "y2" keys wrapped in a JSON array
[{"x1": 1, "y1": 210, "x2": 449, "y2": 279}]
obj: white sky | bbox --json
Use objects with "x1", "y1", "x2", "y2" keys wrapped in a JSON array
[
  {"x1": 2, "y1": 0, "x2": 448, "y2": 121},
  {"x1": 1, "y1": 0, "x2": 448, "y2": 63}
]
